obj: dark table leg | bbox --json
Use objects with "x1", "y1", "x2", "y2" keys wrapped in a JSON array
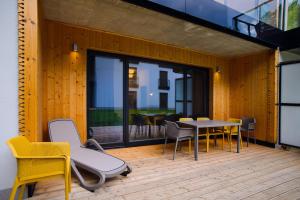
[{"x1": 194, "y1": 127, "x2": 199, "y2": 160}]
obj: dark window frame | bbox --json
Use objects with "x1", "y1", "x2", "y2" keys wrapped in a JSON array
[
  {"x1": 159, "y1": 70, "x2": 170, "y2": 90},
  {"x1": 159, "y1": 92, "x2": 168, "y2": 109},
  {"x1": 278, "y1": 59, "x2": 300, "y2": 148},
  {"x1": 87, "y1": 49, "x2": 210, "y2": 148},
  {"x1": 128, "y1": 90, "x2": 137, "y2": 109}
]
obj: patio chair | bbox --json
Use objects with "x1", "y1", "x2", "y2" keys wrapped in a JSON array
[
  {"x1": 130, "y1": 114, "x2": 150, "y2": 139},
  {"x1": 6, "y1": 136, "x2": 71, "y2": 200},
  {"x1": 164, "y1": 120, "x2": 194, "y2": 160},
  {"x1": 224, "y1": 118, "x2": 243, "y2": 152},
  {"x1": 241, "y1": 116, "x2": 256, "y2": 147},
  {"x1": 179, "y1": 118, "x2": 194, "y2": 153},
  {"x1": 48, "y1": 119, "x2": 132, "y2": 192},
  {"x1": 197, "y1": 117, "x2": 225, "y2": 152}
]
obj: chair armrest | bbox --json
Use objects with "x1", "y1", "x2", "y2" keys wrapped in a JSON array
[
  {"x1": 85, "y1": 139, "x2": 105, "y2": 152},
  {"x1": 179, "y1": 127, "x2": 193, "y2": 130},
  {"x1": 28, "y1": 142, "x2": 70, "y2": 158}
]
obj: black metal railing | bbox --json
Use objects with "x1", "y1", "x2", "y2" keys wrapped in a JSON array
[
  {"x1": 232, "y1": 0, "x2": 281, "y2": 38},
  {"x1": 158, "y1": 79, "x2": 170, "y2": 90}
]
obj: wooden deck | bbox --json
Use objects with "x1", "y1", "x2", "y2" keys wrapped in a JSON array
[{"x1": 29, "y1": 140, "x2": 300, "y2": 200}]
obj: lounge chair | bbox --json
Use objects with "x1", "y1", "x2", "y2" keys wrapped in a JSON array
[{"x1": 48, "y1": 119, "x2": 132, "y2": 192}]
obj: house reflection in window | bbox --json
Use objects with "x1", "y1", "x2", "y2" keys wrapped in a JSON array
[{"x1": 129, "y1": 67, "x2": 138, "y2": 88}]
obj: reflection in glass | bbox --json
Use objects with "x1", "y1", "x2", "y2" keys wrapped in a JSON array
[
  {"x1": 88, "y1": 56, "x2": 123, "y2": 144},
  {"x1": 128, "y1": 61, "x2": 184, "y2": 141},
  {"x1": 286, "y1": 0, "x2": 300, "y2": 30}
]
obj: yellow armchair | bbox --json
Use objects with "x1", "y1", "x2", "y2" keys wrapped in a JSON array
[
  {"x1": 224, "y1": 118, "x2": 243, "y2": 152},
  {"x1": 6, "y1": 136, "x2": 71, "y2": 200}
]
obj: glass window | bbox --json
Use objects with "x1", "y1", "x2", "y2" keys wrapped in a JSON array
[
  {"x1": 159, "y1": 93, "x2": 168, "y2": 109},
  {"x1": 286, "y1": 0, "x2": 300, "y2": 30},
  {"x1": 88, "y1": 52, "x2": 209, "y2": 146},
  {"x1": 279, "y1": 60, "x2": 300, "y2": 148},
  {"x1": 129, "y1": 67, "x2": 138, "y2": 88},
  {"x1": 128, "y1": 91, "x2": 137, "y2": 109},
  {"x1": 87, "y1": 55, "x2": 124, "y2": 144},
  {"x1": 281, "y1": 62, "x2": 300, "y2": 103},
  {"x1": 159, "y1": 71, "x2": 169, "y2": 90},
  {"x1": 128, "y1": 61, "x2": 184, "y2": 141}
]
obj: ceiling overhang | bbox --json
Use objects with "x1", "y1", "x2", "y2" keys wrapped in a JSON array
[{"x1": 42, "y1": 0, "x2": 271, "y2": 58}]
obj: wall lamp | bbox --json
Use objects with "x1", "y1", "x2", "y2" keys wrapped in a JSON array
[
  {"x1": 72, "y1": 42, "x2": 78, "y2": 52},
  {"x1": 216, "y1": 66, "x2": 221, "y2": 73}
]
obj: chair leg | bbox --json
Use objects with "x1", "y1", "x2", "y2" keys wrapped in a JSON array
[
  {"x1": 163, "y1": 137, "x2": 168, "y2": 153},
  {"x1": 222, "y1": 133, "x2": 224, "y2": 150},
  {"x1": 65, "y1": 173, "x2": 70, "y2": 200},
  {"x1": 178, "y1": 141, "x2": 182, "y2": 151},
  {"x1": 247, "y1": 130, "x2": 249, "y2": 147},
  {"x1": 134, "y1": 125, "x2": 137, "y2": 139},
  {"x1": 18, "y1": 184, "x2": 26, "y2": 200},
  {"x1": 9, "y1": 178, "x2": 19, "y2": 200},
  {"x1": 188, "y1": 138, "x2": 191, "y2": 153},
  {"x1": 254, "y1": 131, "x2": 257, "y2": 144},
  {"x1": 230, "y1": 135, "x2": 232, "y2": 152},
  {"x1": 206, "y1": 134, "x2": 209, "y2": 153},
  {"x1": 173, "y1": 138, "x2": 178, "y2": 160},
  {"x1": 240, "y1": 136, "x2": 243, "y2": 149},
  {"x1": 214, "y1": 135, "x2": 217, "y2": 147}
]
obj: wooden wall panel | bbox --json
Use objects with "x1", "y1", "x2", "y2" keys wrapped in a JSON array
[
  {"x1": 42, "y1": 20, "x2": 231, "y2": 142},
  {"x1": 19, "y1": 0, "x2": 43, "y2": 141},
  {"x1": 229, "y1": 51, "x2": 277, "y2": 143}
]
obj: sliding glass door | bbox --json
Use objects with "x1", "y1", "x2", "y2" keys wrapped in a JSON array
[
  {"x1": 128, "y1": 61, "x2": 184, "y2": 142},
  {"x1": 87, "y1": 54, "x2": 124, "y2": 145},
  {"x1": 87, "y1": 51, "x2": 209, "y2": 147}
]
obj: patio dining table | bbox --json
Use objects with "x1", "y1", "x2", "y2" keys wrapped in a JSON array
[{"x1": 177, "y1": 120, "x2": 241, "y2": 161}]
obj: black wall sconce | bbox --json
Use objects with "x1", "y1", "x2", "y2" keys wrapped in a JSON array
[
  {"x1": 72, "y1": 42, "x2": 78, "y2": 52},
  {"x1": 216, "y1": 66, "x2": 221, "y2": 73}
]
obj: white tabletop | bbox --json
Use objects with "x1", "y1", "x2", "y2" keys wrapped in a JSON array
[{"x1": 177, "y1": 120, "x2": 240, "y2": 128}]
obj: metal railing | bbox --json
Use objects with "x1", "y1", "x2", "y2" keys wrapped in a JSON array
[
  {"x1": 158, "y1": 79, "x2": 170, "y2": 90},
  {"x1": 232, "y1": 0, "x2": 282, "y2": 37}
]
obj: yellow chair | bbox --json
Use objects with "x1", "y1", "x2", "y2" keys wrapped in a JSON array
[
  {"x1": 197, "y1": 117, "x2": 225, "y2": 152},
  {"x1": 6, "y1": 136, "x2": 71, "y2": 200},
  {"x1": 179, "y1": 118, "x2": 193, "y2": 153},
  {"x1": 224, "y1": 118, "x2": 243, "y2": 152},
  {"x1": 196, "y1": 117, "x2": 210, "y2": 121}
]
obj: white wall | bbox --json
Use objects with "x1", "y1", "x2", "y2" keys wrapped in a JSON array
[
  {"x1": 279, "y1": 59, "x2": 300, "y2": 147},
  {"x1": 0, "y1": 0, "x2": 18, "y2": 190}
]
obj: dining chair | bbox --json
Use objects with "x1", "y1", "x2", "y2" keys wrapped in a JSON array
[
  {"x1": 179, "y1": 118, "x2": 194, "y2": 153},
  {"x1": 131, "y1": 114, "x2": 150, "y2": 139},
  {"x1": 197, "y1": 117, "x2": 225, "y2": 152},
  {"x1": 241, "y1": 117, "x2": 256, "y2": 147},
  {"x1": 164, "y1": 121, "x2": 194, "y2": 160},
  {"x1": 224, "y1": 118, "x2": 243, "y2": 152}
]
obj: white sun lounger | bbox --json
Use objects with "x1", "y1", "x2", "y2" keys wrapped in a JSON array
[{"x1": 48, "y1": 119, "x2": 132, "y2": 191}]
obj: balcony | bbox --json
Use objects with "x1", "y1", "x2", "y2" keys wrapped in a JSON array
[
  {"x1": 126, "y1": 0, "x2": 300, "y2": 49},
  {"x1": 158, "y1": 78, "x2": 170, "y2": 90},
  {"x1": 129, "y1": 77, "x2": 139, "y2": 88}
]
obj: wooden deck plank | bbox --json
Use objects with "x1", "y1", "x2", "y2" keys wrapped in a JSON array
[{"x1": 29, "y1": 141, "x2": 300, "y2": 200}]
